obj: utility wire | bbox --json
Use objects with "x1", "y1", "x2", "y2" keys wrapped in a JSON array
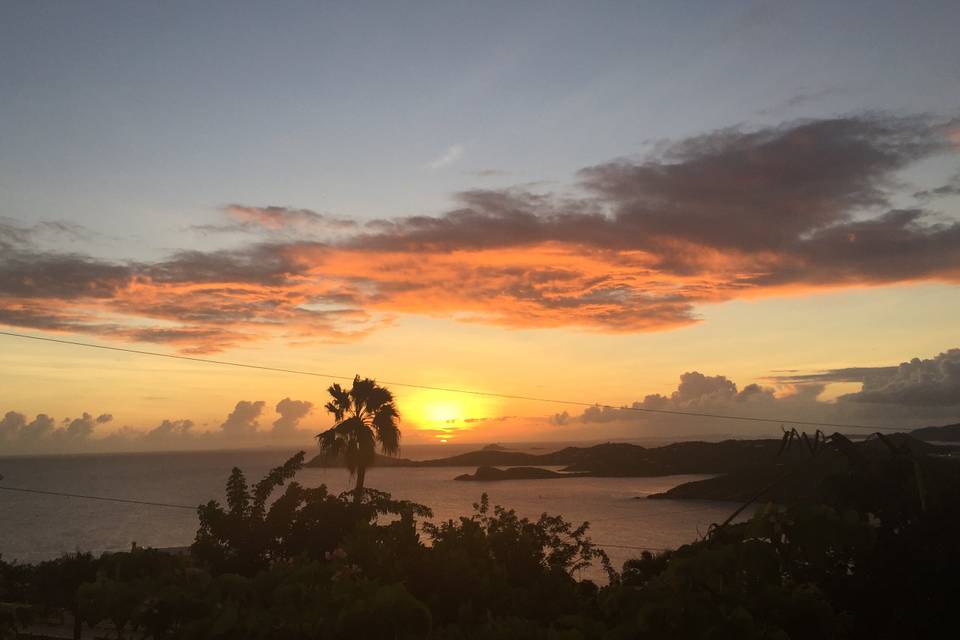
[
  {"x1": 0, "y1": 485, "x2": 196, "y2": 510},
  {"x1": 598, "y1": 544, "x2": 672, "y2": 552},
  {"x1": 0, "y1": 330, "x2": 906, "y2": 432},
  {"x1": 0, "y1": 485, "x2": 678, "y2": 553},
  {"x1": 0, "y1": 484, "x2": 742, "y2": 521}
]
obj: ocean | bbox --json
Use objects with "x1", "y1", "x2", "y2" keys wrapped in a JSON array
[{"x1": 0, "y1": 444, "x2": 751, "y2": 577}]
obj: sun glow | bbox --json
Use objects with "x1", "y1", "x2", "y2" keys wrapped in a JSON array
[{"x1": 401, "y1": 390, "x2": 498, "y2": 441}]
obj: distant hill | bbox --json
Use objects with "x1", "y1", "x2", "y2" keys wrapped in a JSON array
[
  {"x1": 454, "y1": 466, "x2": 585, "y2": 481},
  {"x1": 306, "y1": 432, "x2": 959, "y2": 505},
  {"x1": 649, "y1": 433, "x2": 949, "y2": 502},
  {"x1": 911, "y1": 422, "x2": 960, "y2": 442},
  {"x1": 306, "y1": 438, "x2": 867, "y2": 478},
  {"x1": 305, "y1": 447, "x2": 578, "y2": 469}
]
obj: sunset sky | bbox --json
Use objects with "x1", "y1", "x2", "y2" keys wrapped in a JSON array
[{"x1": 2, "y1": 1, "x2": 959, "y2": 453}]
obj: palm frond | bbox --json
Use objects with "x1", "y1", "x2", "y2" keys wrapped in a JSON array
[
  {"x1": 325, "y1": 383, "x2": 351, "y2": 421},
  {"x1": 373, "y1": 407, "x2": 401, "y2": 456},
  {"x1": 365, "y1": 385, "x2": 395, "y2": 414},
  {"x1": 349, "y1": 375, "x2": 377, "y2": 416},
  {"x1": 316, "y1": 428, "x2": 346, "y2": 460},
  {"x1": 334, "y1": 415, "x2": 366, "y2": 437}
]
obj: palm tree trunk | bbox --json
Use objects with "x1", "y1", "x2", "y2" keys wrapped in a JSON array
[{"x1": 354, "y1": 466, "x2": 366, "y2": 504}]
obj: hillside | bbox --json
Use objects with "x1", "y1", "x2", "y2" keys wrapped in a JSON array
[
  {"x1": 648, "y1": 433, "x2": 950, "y2": 502},
  {"x1": 308, "y1": 438, "x2": 833, "y2": 478},
  {"x1": 307, "y1": 433, "x2": 956, "y2": 501},
  {"x1": 305, "y1": 447, "x2": 577, "y2": 469},
  {"x1": 911, "y1": 422, "x2": 960, "y2": 442}
]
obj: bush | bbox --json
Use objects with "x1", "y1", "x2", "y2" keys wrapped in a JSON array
[{"x1": 7, "y1": 440, "x2": 959, "y2": 639}]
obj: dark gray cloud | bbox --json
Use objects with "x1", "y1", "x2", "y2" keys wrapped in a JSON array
[
  {"x1": 551, "y1": 349, "x2": 960, "y2": 438},
  {"x1": 757, "y1": 87, "x2": 843, "y2": 116},
  {"x1": 226, "y1": 205, "x2": 334, "y2": 229},
  {"x1": 347, "y1": 114, "x2": 960, "y2": 286},
  {"x1": 0, "y1": 223, "x2": 315, "y2": 299},
  {"x1": 220, "y1": 400, "x2": 266, "y2": 436},
  {"x1": 273, "y1": 397, "x2": 314, "y2": 435},
  {"x1": 146, "y1": 243, "x2": 313, "y2": 287},
  {"x1": 768, "y1": 349, "x2": 960, "y2": 407},
  {"x1": 0, "y1": 218, "x2": 93, "y2": 252},
  {"x1": 0, "y1": 396, "x2": 319, "y2": 453},
  {"x1": 350, "y1": 188, "x2": 610, "y2": 252},
  {"x1": 579, "y1": 116, "x2": 950, "y2": 253},
  {"x1": 557, "y1": 372, "x2": 778, "y2": 426},
  {"x1": 769, "y1": 366, "x2": 900, "y2": 385},
  {"x1": 0, "y1": 410, "x2": 109, "y2": 446},
  {"x1": 1, "y1": 113, "x2": 958, "y2": 352},
  {"x1": 838, "y1": 350, "x2": 960, "y2": 406},
  {"x1": 750, "y1": 208, "x2": 960, "y2": 287},
  {"x1": 348, "y1": 115, "x2": 954, "y2": 256},
  {"x1": 63, "y1": 412, "x2": 110, "y2": 439},
  {"x1": 0, "y1": 222, "x2": 378, "y2": 352},
  {"x1": 192, "y1": 206, "x2": 358, "y2": 236},
  {"x1": 0, "y1": 221, "x2": 33, "y2": 251},
  {"x1": 671, "y1": 372, "x2": 739, "y2": 403},
  {"x1": 144, "y1": 419, "x2": 195, "y2": 441},
  {"x1": 0, "y1": 253, "x2": 133, "y2": 299},
  {"x1": 20, "y1": 414, "x2": 56, "y2": 441},
  {"x1": 915, "y1": 173, "x2": 960, "y2": 200},
  {"x1": 0, "y1": 411, "x2": 26, "y2": 440}
]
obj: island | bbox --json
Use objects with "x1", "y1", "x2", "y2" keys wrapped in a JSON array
[
  {"x1": 306, "y1": 427, "x2": 957, "y2": 502},
  {"x1": 453, "y1": 465, "x2": 587, "y2": 481}
]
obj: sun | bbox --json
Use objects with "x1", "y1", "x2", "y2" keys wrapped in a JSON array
[
  {"x1": 423, "y1": 400, "x2": 462, "y2": 423},
  {"x1": 401, "y1": 390, "x2": 496, "y2": 441}
]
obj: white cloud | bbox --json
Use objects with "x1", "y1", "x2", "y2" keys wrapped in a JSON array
[{"x1": 425, "y1": 144, "x2": 464, "y2": 170}]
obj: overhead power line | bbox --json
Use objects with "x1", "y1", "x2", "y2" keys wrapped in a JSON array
[
  {"x1": 0, "y1": 485, "x2": 682, "y2": 554},
  {"x1": 0, "y1": 330, "x2": 906, "y2": 432},
  {"x1": 0, "y1": 485, "x2": 196, "y2": 510},
  {"x1": 599, "y1": 543, "x2": 672, "y2": 553}
]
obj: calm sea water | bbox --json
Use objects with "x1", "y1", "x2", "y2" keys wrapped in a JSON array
[{"x1": 0, "y1": 444, "x2": 750, "y2": 577}]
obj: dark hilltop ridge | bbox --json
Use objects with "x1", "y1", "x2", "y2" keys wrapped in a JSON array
[
  {"x1": 910, "y1": 422, "x2": 960, "y2": 441},
  {"x1": 453, "y1": 465, "x2": 586, "y2": 481},
  {"x1": 307, "y1": 426, "x2": 959, "y2": 498},
  {"x1": 649, "y1": 431, "x2": 957, "y2": 502},
  {"x1": 306, "y1": 439, "x2": 800, "y2": 476}
]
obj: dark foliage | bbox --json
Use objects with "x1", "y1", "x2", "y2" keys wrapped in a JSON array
[{"x1": 3, "y1": 431, "x2": 959, "y2": 639}]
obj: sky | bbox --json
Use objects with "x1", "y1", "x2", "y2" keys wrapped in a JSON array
[{"x1": 1, "y1": 0, "x2": 959, "y2": 453}]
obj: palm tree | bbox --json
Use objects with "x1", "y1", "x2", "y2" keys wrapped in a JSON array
[{"x1": 316, "y1": 375, "x2": 401, "y2": 503}]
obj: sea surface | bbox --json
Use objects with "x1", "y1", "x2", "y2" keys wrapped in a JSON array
[{"x1": 0, "y1": 444, "x2": 752, "y2": 578}]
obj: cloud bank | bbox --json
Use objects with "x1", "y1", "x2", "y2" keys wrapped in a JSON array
[
  {"x1": 0, "y1": 398, "x2": 319, "y2": 455},
  {"x1": 551, "y1": 349, "x2": 960, "y2": 440},
  {"x1": 772, "y1": 349, "x2": 960, "y2": 407},
  {"x1": 1, "y1": 412, "x2": 113, "y2": 451},
  {"x1": 3, "y1": 349, "x2": 957, "y2": 453},
  {"x1": 1, "y1": 114, "x2": 959, "y2": 353}
]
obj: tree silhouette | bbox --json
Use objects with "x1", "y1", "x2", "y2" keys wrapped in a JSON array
[
  {"x1": 30, "y1": 552, "x2": 97, "y2": 640},
  {"x1": 316, "y1": 375, "x2": 401, "y2": 503}
]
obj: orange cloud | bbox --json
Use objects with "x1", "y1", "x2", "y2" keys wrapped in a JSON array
[{"x1": 2, "y1": 114, "x2": 959, "y2": 353}]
